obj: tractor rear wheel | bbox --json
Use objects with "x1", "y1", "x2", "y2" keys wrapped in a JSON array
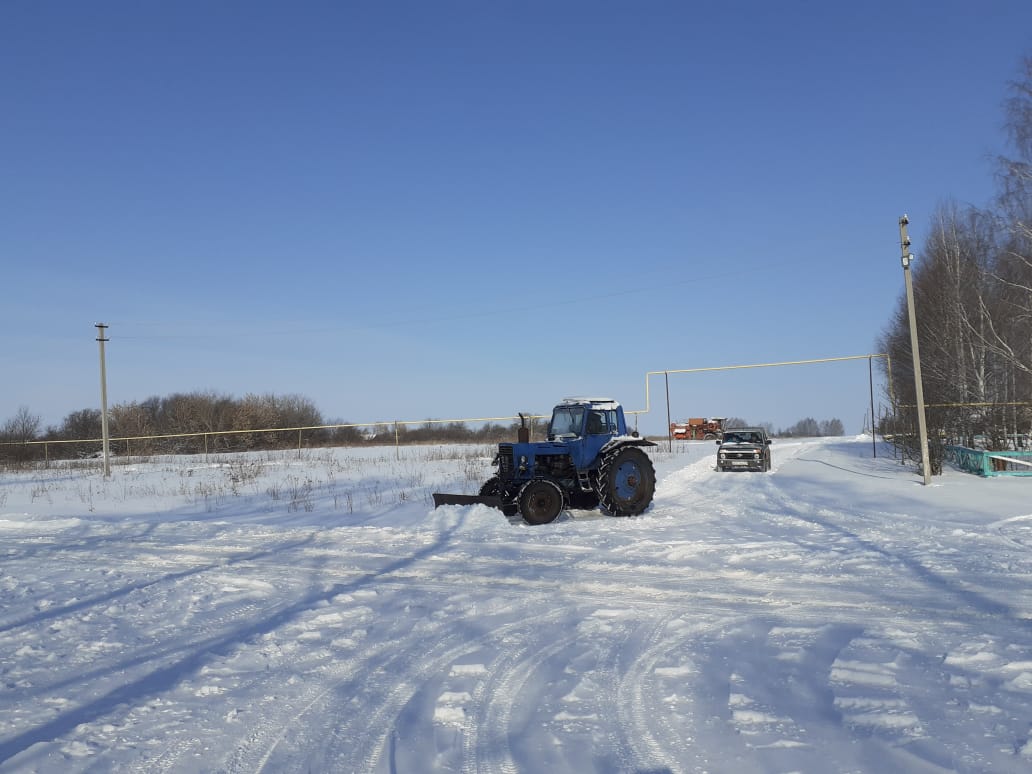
[
  {"x1": 518, "y1": 479, "x2": 564, "y2": 525},
  {"x1": 597, "y1": 446, "x2": 656, "y2": 517}
]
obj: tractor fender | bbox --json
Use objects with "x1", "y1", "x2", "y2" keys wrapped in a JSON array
[{"x1": 598, "y1": 435, "x2": 657, "y2": 460}]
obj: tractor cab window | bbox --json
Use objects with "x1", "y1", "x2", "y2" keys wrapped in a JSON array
[
  {"x1": 549, "y1": 406, "x2": 584, "y2": 438},
  {"x1": 586, "y1": 409, "x2": 617, "y2": 435}
]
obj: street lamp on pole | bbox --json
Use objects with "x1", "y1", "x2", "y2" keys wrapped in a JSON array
[{"x1": 899, "y1": 215, "x2": 931, "y2": 485}]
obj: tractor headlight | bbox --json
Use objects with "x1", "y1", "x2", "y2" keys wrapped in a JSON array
[
  {"x1": 719, "y1": 452, "x2": 726, "y2": 460},
  {"x1": 519, "y1": 455, "x2": 528, "y2": 472},
  {"x1": 753, "y1": 451, "x2": 760, "y2": 458}
]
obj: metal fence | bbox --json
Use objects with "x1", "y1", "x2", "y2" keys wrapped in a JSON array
[{"x1": 945, "y1": 445, "x2": 1032, "y2": 477}]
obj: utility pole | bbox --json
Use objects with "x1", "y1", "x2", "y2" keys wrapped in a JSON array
[
  {"x1": 899, "y1": 216, "x2": 931, "y2": 485},
  {"x1": 96, "y1": 323, "x2": 111, "y2": 478},
  {"x1": 869, "y1": 355, "x2": 877, "y2": 458}
]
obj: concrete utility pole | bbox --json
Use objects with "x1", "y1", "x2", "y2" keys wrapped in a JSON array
[
  {"x1": 869, "y1": 355, "x2": 877, "y2": 458},
  {"x1": 96, "y1": 323, "x2": 111, "y2": 478},
  {"x1": 898, "y1": 216, "x2": 931, "y2": 485}
]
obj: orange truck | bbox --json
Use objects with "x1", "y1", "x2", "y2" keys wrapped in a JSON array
[{"x1": 670, "y1": 417, "x2": 725, "y2": 441}]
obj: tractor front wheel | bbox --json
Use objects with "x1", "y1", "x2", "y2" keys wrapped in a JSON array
[
  {"x1": 480, "y1": 476, "x2": 518, "y2": 516},
  {"x1": 597, "y1": 447, "x2": 656, "y2": 517},
  {"x1": 518, "y1": 479, "x2": 564, "y2": 525}
]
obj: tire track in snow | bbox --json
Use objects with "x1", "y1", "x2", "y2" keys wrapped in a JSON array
[
  {"x1": 37, "y1": 539, "x2": 884, "y2": 627},
  {"x1": 756, "y1": 479, "x2": 1023, "y2": 622},
  {"x1": 615, "y1": 614, "x2": 687, "y2": 773},
  {"x1": 14, "y1": 520, "x2": 885, "y2": 769},
  {"x1": 681, "y1": 465, "x2": 1032, "y2": 771},
  {"x1": 464, "y1": 613, "x2": 584, "y2": 774},
  {"x1": 348, "y1": 605, "x2": 569, "y2": 774},
  {"x1": 215, "y1": 601, "x2": 566, "y2": 774}
]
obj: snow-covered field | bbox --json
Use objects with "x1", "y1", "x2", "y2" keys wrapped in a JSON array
[{"x1": 2, "y1": 436, "x2": 1031, "y2": 773}]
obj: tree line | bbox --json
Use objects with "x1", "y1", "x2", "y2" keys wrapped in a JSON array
[
  {"x1": 723, "y1": 417, "x2": 845, "y2": 438},
  {"x1": 778, "y1": 418, "x2": 845, "y2": 438},
  {"x1": 0, "y1": 391, "x2": 547, "y2": 463},
  {"x1": 877, "y1": 57, "x2": 1032, "y2": 473}
]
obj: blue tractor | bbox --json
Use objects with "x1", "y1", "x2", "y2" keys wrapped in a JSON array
[{"x1": 432, "y1": 398, "x2": 657, "y2": 524}]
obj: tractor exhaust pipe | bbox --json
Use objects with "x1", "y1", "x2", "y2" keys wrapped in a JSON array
[{"x1": 518, "y1": 413, "x2": 529, "y2": 443}]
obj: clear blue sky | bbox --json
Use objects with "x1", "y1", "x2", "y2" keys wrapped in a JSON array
[{"x1": 3, "y1": 1, "x2": 1031, "y2": 436}]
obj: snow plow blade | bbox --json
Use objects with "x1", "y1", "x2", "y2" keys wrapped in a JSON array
[{"x1": 432, "y1": 493, "x2": 502, "y2": 509}]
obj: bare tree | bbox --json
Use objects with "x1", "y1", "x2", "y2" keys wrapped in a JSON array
[
  {"x1": 56, "y1": 408, "x2": 103, "y2": 440},
  {"x1": 997, "y1": 57, "x2": 1032, "y2": 224},
  {"x1": 52, "y1": 408, "x2": 104, "y2": 458},
  {"x1": 986, "y1": 56, "x2": 1032, "y2": 384},
  {"x1": 1, "y1": 406, "x2": 42, "y2": 462},
  {"x1": 819, "y1": 419, "x2": 845, "y2": 436},
  {"x1": 3, "y1": 405, "x2": 41, "y2": 442},
  {"x1": 232, "y1": 394, "x2": 280, "y2": 450},
  {"x1": 109, "y1": 399, "x2": 160, "y2": 454},
  {"x1": 878, "y1": 54, "x2": 1032, "y2": 465}
]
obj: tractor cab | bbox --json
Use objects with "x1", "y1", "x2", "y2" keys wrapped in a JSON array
[
  {"x1": 547, "y1": 398, "x2": 624, "y2": 470},
  {"x1": 548, "y1": 398, "x2": 622, "y2": 439}
]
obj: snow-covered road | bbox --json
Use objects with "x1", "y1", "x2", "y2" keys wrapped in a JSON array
[{"x1": 2, "y1": 437, "x2": 1032, "y2": 772}]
